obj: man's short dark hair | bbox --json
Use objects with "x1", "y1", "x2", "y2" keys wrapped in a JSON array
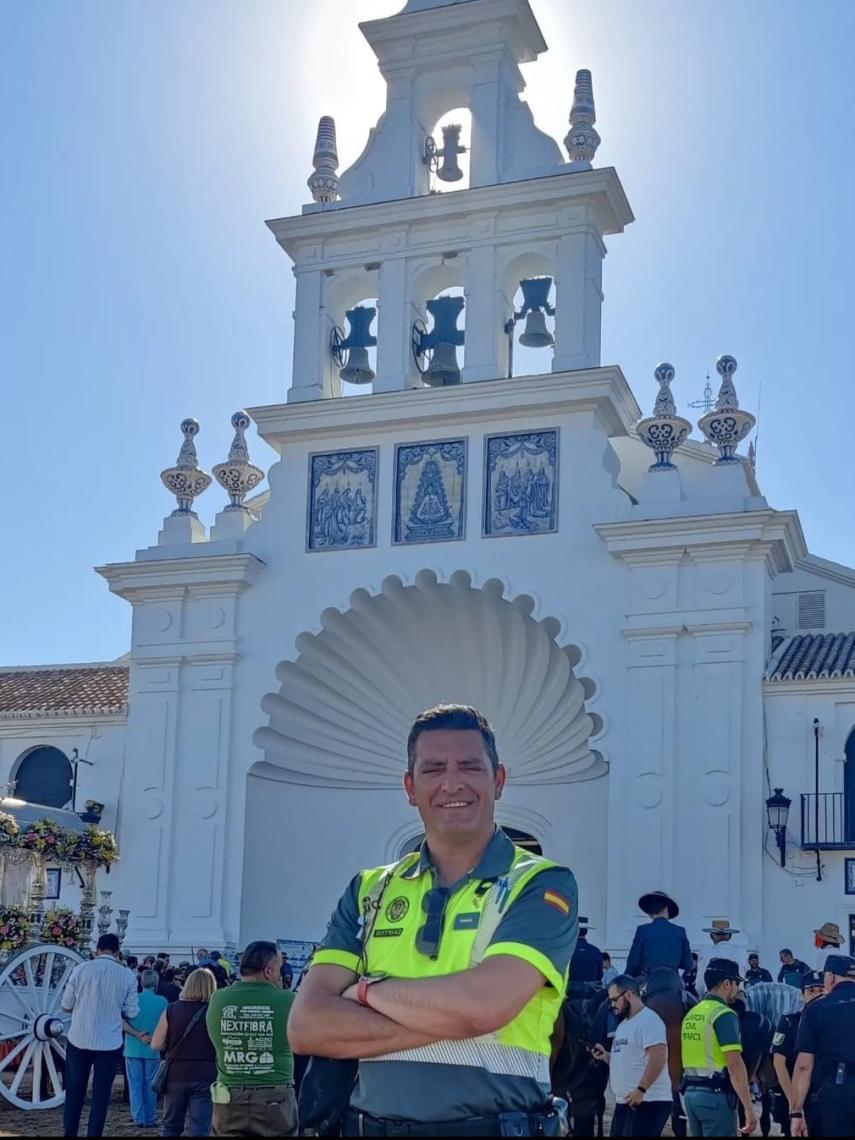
[
  {"x1": 97, "y1": 933, "x2": 120, "y2": 955},
  {"x1": 407, "y1": 705, "x2": 499, "y2": 776},
  {"x1": 240, "y1": 940, "x2": 280, "y2": 976},
  {"x1": 602, "y1": 952, "x2": 611, "y2": 962},
  {"x1": 780, "y1": 948, "x2": 792, "y2": 957},
  {"x1": 609, "y1": 975, "x2": 640, "y2": 995},
  {"x1": 748, "y1": 953, "x2": 759, "y2": 962}
]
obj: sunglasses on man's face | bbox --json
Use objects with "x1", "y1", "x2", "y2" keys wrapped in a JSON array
[{"x1": 608, "y1": 992, "x2": 627, "y2": 1006}]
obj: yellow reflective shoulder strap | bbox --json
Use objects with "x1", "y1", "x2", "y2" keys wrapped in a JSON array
[{"x1": 470, "y1": 852, "x2": 558, "y2": 965}]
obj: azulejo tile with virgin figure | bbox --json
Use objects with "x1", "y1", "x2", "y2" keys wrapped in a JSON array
[
  {"x1": 307, "y1": 447, "x2": 378, "y2": 551},
  {"x1": 394, "y1": 439, "x2": 466, "y2": 545},
  {"x1": 484, "y1": 429, "x2": 559, "y2": 537}
]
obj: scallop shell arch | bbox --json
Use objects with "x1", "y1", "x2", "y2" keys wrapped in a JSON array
[{"x1": 253, "y1": 570, "x2": 607, "y2": 788}]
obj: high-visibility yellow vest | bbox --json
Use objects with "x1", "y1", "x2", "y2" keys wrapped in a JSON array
[
  {"x1": 333, "y1": 846, "x2": 567, "y2": 1083},
  {"x1": 681, "y1": 998, "x2": 737, "y2": 1073}
]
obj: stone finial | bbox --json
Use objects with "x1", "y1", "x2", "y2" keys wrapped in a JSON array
[
  {"x1": 308, "y1": 116, "x2": 339, "y2": 204},
  {"x1": 635, "y1": 362, "x2": 692, "y2": 471},
  {"x1": 160, "y1": 418, "x2": 212, "y2": 516},
  {"x1": 212, "y1": 411, "x2": 264, "y2": 512},
  {"x1": 697, "y1": 355, "x2": 757, "y2": 463},
  {"x1": 565, "y1": 69, "x2": 601, "y2": 163}
]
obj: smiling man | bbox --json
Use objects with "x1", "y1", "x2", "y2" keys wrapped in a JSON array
[{"x1": 288, "y1": 703, "x2": 578, "y2": 1137}]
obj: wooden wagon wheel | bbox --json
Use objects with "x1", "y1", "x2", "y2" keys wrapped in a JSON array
[{"x1": 0, "y1": 944, "x2": 82, "y2": 1109}]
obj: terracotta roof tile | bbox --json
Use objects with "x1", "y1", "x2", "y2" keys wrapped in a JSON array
[
  {"x1": 0, "y1": 665, "x2": 129, "y2": 719},
  {"x1": 766, "y1": 633, "x2": 855, "y2": 682}
]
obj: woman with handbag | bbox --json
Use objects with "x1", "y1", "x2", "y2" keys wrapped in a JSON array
[{"x1": 150, "y1": 967, "x2": 218, "y2": 1137}]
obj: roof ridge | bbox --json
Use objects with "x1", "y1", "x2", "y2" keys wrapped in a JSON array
[{"x1": 0, "y1": 663, "x2": 128, "y2": 675}]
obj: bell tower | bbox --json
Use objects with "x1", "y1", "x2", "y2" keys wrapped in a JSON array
[{"x1": 267, "y1": 0, "x2": 633, "y2": 402}]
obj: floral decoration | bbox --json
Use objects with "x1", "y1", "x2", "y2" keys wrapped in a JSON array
[
  {"x1": 20, "y1": 818, "x2": 74, "y2": 860},
  {"x1": 0, "y1": 907, "x2": 30, "y2": 953},
  {"x1": 41, "y1": 908, "x2": 83, "y2": 950},
  {"x1": 70, "y1": 827, "x2": 119, "y2": 868},
  {"x1": 0, "y1": 813, "x2": 20, "y2": 845}
]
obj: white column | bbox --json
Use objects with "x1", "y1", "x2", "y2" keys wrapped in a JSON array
[
  {"x1": 469, "y1": 56, "x2": 502, "y2": 189},
  {"x1": 288, "y1": 269, "x2": 327, "y2": 403},
  {"x1": 552, "y1": 229, "x2": 604, "y2": 373},
  {"x1": 374, "y1": 257, "x2": 410, "y2": 393},
  {"x1": 462, "y1": 243, "x2": 507, "y2": 383}
]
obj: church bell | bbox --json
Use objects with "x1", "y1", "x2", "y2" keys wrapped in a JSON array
[
  {"x1": 413, "y1": 295, "x2": 465, "y2": 386},
  {"x1": 519, "y1": 310, "x2": 553, "y2": 349},
  {"x1": 435, "y1": 124, "x2": 465, "y2": 183},
  {"x1": 334, "y1": 305, "x2": 377, "y2": 385},
  {"x1": 514, "y1": 277, "x2": 555, "y2": 349},
  {"x1": 425, "y1": 341, "x2": 461, "y2": 386}
]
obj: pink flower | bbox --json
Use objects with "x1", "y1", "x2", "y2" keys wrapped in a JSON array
[
  {"x1": 52, "y1": 926, "x2": 61, "y2": 935},
  {"x1": 46, "y1": 836, "x2": 55, "y2": 845},
  {"x1": 0, "y1": 925, "x2": 9, "y2": 935}
]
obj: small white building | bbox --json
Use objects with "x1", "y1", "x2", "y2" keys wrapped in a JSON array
[{"x1": 4, "y1": 0, "x2": 855, "y2": 966}]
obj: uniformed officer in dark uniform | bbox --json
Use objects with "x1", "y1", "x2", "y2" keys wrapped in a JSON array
[
  {"x1": 626, "y1": 890, "x2": 693, "y2": 996},
  {"x1": 770, "y1": 970, "x2": 825, "y2": 1135},
  {"x1": 568, "y1": 917, "x2": 602, "y2": 998},
  {"x1": 790, "y1": 953, "x2": 855, "y2": 1137}
]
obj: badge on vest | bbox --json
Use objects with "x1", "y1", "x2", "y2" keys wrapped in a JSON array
[
  {"x1": 385, "y1": 897, "x2": 410, "y2": 922},
  {"x1": 373, "y1": 928, "x2": 404, "y2": 938},
  {"x1": 454, "y1": 913, "x2": 481, "y2": 930}
]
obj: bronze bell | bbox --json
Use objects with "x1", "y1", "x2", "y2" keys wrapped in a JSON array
[
  {"x1": 436, "y1": 124, "x2": 465, "y2": 183},
  {"x1": 519, "y1": 309, "x2": 554, "y2": 349},
  {"x1": 340, "y1": 345, "x2": 375, "y2": 385},
  {"x1": 425, "y1": 342, "x2": 461, "y2": 386}
]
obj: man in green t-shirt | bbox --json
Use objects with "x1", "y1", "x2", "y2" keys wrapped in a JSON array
[{"x1": 206, "y1": 941, "x2": 296, "y2": 1136}]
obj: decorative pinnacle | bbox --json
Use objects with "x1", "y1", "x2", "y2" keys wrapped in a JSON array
[
  {"x1": 635, "y1": 362, "x2": 692, "y2": 472},
  {"x1": 697, "y1": 354, "x2": 756, "y2": 463},
  {"x1": 308, "y1": 116, "x2": 339, "y2": 204},
  {"x1": 714, "y1": 354, "x2": 740, "y2": 410},
  {"x1": 565, "y1": 69, "x2": 601, "y2": 163},
  {"x1": 213, "y1": 411, "x2": 264, "y2": 513},
  {"x1": 160, "y1": 418, "x2": 212, "y2": 517}
]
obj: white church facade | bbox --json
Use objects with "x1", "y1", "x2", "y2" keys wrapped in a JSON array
[{"x1": 3, "y1": 0, "x2": 855, "y2": 967}]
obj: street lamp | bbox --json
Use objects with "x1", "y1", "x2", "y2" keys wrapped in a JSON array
[{"x1": 766, "y1": 787, "x2": 792, "y2": 867}]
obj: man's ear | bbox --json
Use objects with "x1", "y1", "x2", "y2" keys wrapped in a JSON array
[
  {"x1": 404, "y1": 770, "x2": 417, "y2": 806},
  {"x1": 494, "y1": 765, "x2": 507, "y2": 800}
]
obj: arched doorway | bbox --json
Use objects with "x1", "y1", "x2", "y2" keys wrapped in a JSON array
[{"x1": 12, "y1": 746, "x2": 73, "y2": 809}]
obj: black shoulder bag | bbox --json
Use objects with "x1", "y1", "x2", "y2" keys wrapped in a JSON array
[
  {"x1": 150, "y1": 1004, "x2": 207, "y2": 1096},
  {"x1": 298, "y1": 867, "x2": 399, "y2": 1137}
]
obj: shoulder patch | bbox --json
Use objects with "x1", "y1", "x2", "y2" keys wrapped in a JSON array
[
  {"x1": 544, "y1": 890, "x2": 571, "y2": 915},
  {"x1": 773, "y1": 1032, "x2": 785, "y2": 1046}
]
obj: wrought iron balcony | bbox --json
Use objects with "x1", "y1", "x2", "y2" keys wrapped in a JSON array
[{"x1": 800, "y1": 793, "x2": 855, "y2": 850}]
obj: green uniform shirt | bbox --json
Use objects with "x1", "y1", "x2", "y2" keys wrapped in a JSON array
[{"x1": 206, "y1": 980, "x2": 295, "y2": 1088}]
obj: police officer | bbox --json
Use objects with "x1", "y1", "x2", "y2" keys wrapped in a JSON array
[
  {"x1": 568, "y1": 917, "x2": 602, "y2": 997},
  {"x1": 289, "y1": 703, "x2": 578, "y2": 1138},
  {"x1": 770, "y1": 970, "x2": 825, "y2": 1135},
  {"x1": 626, "y1": 890, "x2": 692, "y2": 996},
  {"x1": 680, "y1": 957, "x2": 757, "y2": 1137},
  {"x1": 790, "y1": 953, "x2": 855, "y2": 1137}
]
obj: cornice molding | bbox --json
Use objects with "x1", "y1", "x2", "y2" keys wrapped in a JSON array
[
  {"x1": 95, "y1": 554, "x2": 264, "y2": 601},
  {"x1": 248, "y1": 366, "x2": 641, "y2": 450}
]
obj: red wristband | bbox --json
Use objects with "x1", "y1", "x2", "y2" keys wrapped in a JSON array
[{"x1": 357, "y1": 976, "x2": 372, "y2": 1007}]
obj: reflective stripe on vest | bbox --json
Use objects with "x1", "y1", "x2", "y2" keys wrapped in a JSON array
[
  {"x1": 358, "y1": 846, "x2": 564, "y2": 1075},
  {"x1": 681, "y1": 999, "x2": 734, "y2": 1073}
]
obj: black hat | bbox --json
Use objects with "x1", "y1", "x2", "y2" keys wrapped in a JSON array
[
  {"x1": 801, "y1": 970, "x2": 825, "y2": 990},
  {"x1": 704, "y1": 957, "x2": 745, "y2": 986},
  {"x1": 638, "y1": 891, "x2": 679, "y2": 919},
  {"x1": 823, "y1": 954, "x2": 855, "y2": 978}
]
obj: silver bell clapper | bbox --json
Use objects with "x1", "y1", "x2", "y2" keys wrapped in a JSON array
[
  {"x1": 423, "y1": 124, "x2": 466, "y2": 184},
  {"x1": 697, "y1": 355, "x2": 756, "y2": 463},
  {"x1": 330, "y1": 306, "x2": 377, "y2": 385},
  {"x1": 412, "y1": 295, "x2": 465, "y2": 386},
  {"x1": 636, "y1": 363, "x2": 692, "y2": 471}
]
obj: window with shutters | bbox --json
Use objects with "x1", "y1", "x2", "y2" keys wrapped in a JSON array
[{"x1": 798, "y1": 591, "x2": 826, "y2": 630}]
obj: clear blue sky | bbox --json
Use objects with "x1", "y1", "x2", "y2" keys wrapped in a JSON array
[{"x1": 3, "y1": 0, "x2": 854, "y2": 665}]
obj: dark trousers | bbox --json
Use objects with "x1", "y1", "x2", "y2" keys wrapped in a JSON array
[
  {"x1": 819, "y1": 1079, "x2": 855, "y2": 1136},
  {"x1": 212, "y1": 1084, "x2": 298, "y2": 1137},
  {"x1": 611, "y1": 1101, "x2": 672, "y2": 1137},
  {"x1": 62, "y1": 1042, "x2": 122, "y2": 1138},
  {"x1": 162, "y1": 1080, "x2": 214, "y2": 1137}
]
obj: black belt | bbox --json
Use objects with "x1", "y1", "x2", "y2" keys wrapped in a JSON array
[{"x1": 343, "y1": 1106, "x2": 559, "y2": 1137}]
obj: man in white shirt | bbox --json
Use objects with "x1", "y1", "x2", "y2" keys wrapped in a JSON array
[
  {"x1": 592, "y1": 975, "x2": 672, "y2": 1137},
  {"x1": 62, "y1": 932, "x2": 139, "y2": 1138},
  {"x1": 696, "y1": 919, "x2": 749, "y2": 997}
]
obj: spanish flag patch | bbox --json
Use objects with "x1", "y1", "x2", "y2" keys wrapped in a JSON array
[{"x1": 544, "y1": 890, "x2": 571, "y2": 915}]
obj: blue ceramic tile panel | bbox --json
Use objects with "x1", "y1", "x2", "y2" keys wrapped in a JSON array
[
  {"x1": 307, "y1": 447, "x2": 379, "y2": 551},
  {"x1": 394, "y1": 439, "x2": 466, "y2": 545},
  {"x1": 484, "y1": 430, "x2": 558, "y2": 537}
]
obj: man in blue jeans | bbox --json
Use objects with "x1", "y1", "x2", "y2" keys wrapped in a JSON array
[
  {"x1": 123, "y1": 968, "x2": 167, "y2": 1127},
  {"x1": 62, "y1": 933, "x2": 139, "y2": 1137}
]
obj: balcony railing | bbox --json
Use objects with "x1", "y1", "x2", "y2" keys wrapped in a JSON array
[{"x1": 800, "y1": 793, "x2": 855, "y2": 850}]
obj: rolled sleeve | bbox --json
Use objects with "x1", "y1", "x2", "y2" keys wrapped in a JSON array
[
  {"x1": 61, "y1": 967, "x2": 78, "y2": 1013},
  {"x1": 312, "y1": 874, "x2": 363, "y2": 973},
  {"x1": 122, "y1": 979, "x2": 139, "y2": 1021},
  {"x1": 481, "y1": 867, "x2": 578, "y2": 993}
]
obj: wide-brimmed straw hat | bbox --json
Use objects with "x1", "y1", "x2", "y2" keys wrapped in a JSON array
[
  {"x1": 638, "y1": 891, "x2": 679, "y2": 919},
  {"x1": 814, "y1": 921, "x2": 844, "y2": 946},
  {"x1": 702, "y1": 918, "x2": 740, "y2": 935}
]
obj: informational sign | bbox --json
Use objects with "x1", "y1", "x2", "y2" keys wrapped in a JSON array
[{"x1": 276, "y1": 939, "x2": 317, "y2": 987}]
